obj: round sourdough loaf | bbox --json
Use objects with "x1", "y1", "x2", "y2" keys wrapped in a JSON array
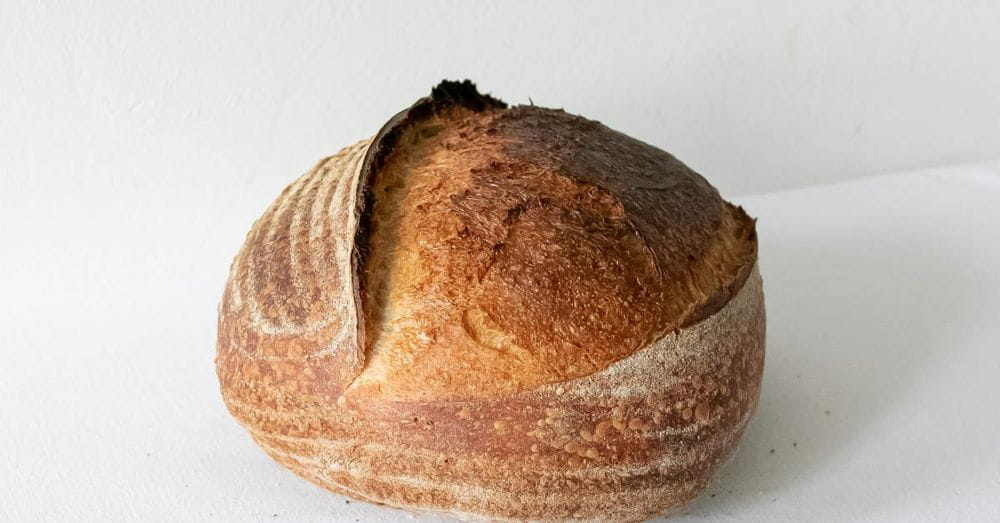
[{"x1": 216, "y1": 80, "x2": 764, "y2": 521}]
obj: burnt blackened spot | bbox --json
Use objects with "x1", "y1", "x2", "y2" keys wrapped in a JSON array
[{"x1": 430, "y1": 79, "x2": 507, "y2": 112}]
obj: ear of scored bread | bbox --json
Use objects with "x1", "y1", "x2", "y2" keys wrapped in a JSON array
[{"x1": 216, "y1": 80, "x2": 764, "y2": 521}]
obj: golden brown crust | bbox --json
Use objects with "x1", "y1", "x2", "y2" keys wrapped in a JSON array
[
  {"x1": 352, "y1": 101, "x2": 756, "y2": 401},
  {"x1": 216, "y1": 80, "x2": 764, "y2": 521}
]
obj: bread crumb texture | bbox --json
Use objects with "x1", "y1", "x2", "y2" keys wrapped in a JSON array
[{"x1": 217, "y1": 81, "x2": 764, "y2": 521}]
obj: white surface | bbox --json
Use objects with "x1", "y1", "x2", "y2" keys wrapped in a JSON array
[
  {"x1": 3, "y1": 0, "x2": 1000, "y2": 205},
  {"x1": 3, "y1": 163, "x2": 1000, "y2": 521}
]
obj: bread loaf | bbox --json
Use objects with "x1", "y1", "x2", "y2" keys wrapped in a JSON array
[{"x1": 216, "y1": 80, "x2": 764, "y2": 521}]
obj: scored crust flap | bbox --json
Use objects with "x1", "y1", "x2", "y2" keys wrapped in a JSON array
[
  {"x1": 350, "y1": 81, "x2": 508, "y2": 385},
  {"x1": 216, "y1": 81, "x2": 508, "y2": 403}
]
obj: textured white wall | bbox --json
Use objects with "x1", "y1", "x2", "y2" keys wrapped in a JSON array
[{"x1": 3, "y1": 0, "x2": 1000, "y2": 296}]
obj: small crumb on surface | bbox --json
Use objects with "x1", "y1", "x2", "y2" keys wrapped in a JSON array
[{"x1": 769, "y1": 449, "x2": 775, "y2": 454}]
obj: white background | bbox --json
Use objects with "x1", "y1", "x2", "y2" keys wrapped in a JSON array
[
  {"x1": 4, "y1": 0, "x2": 1000, "y2": 299},
  {"x1": 2, "y1": 1, "x2": 1000, "y2": 521}
]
